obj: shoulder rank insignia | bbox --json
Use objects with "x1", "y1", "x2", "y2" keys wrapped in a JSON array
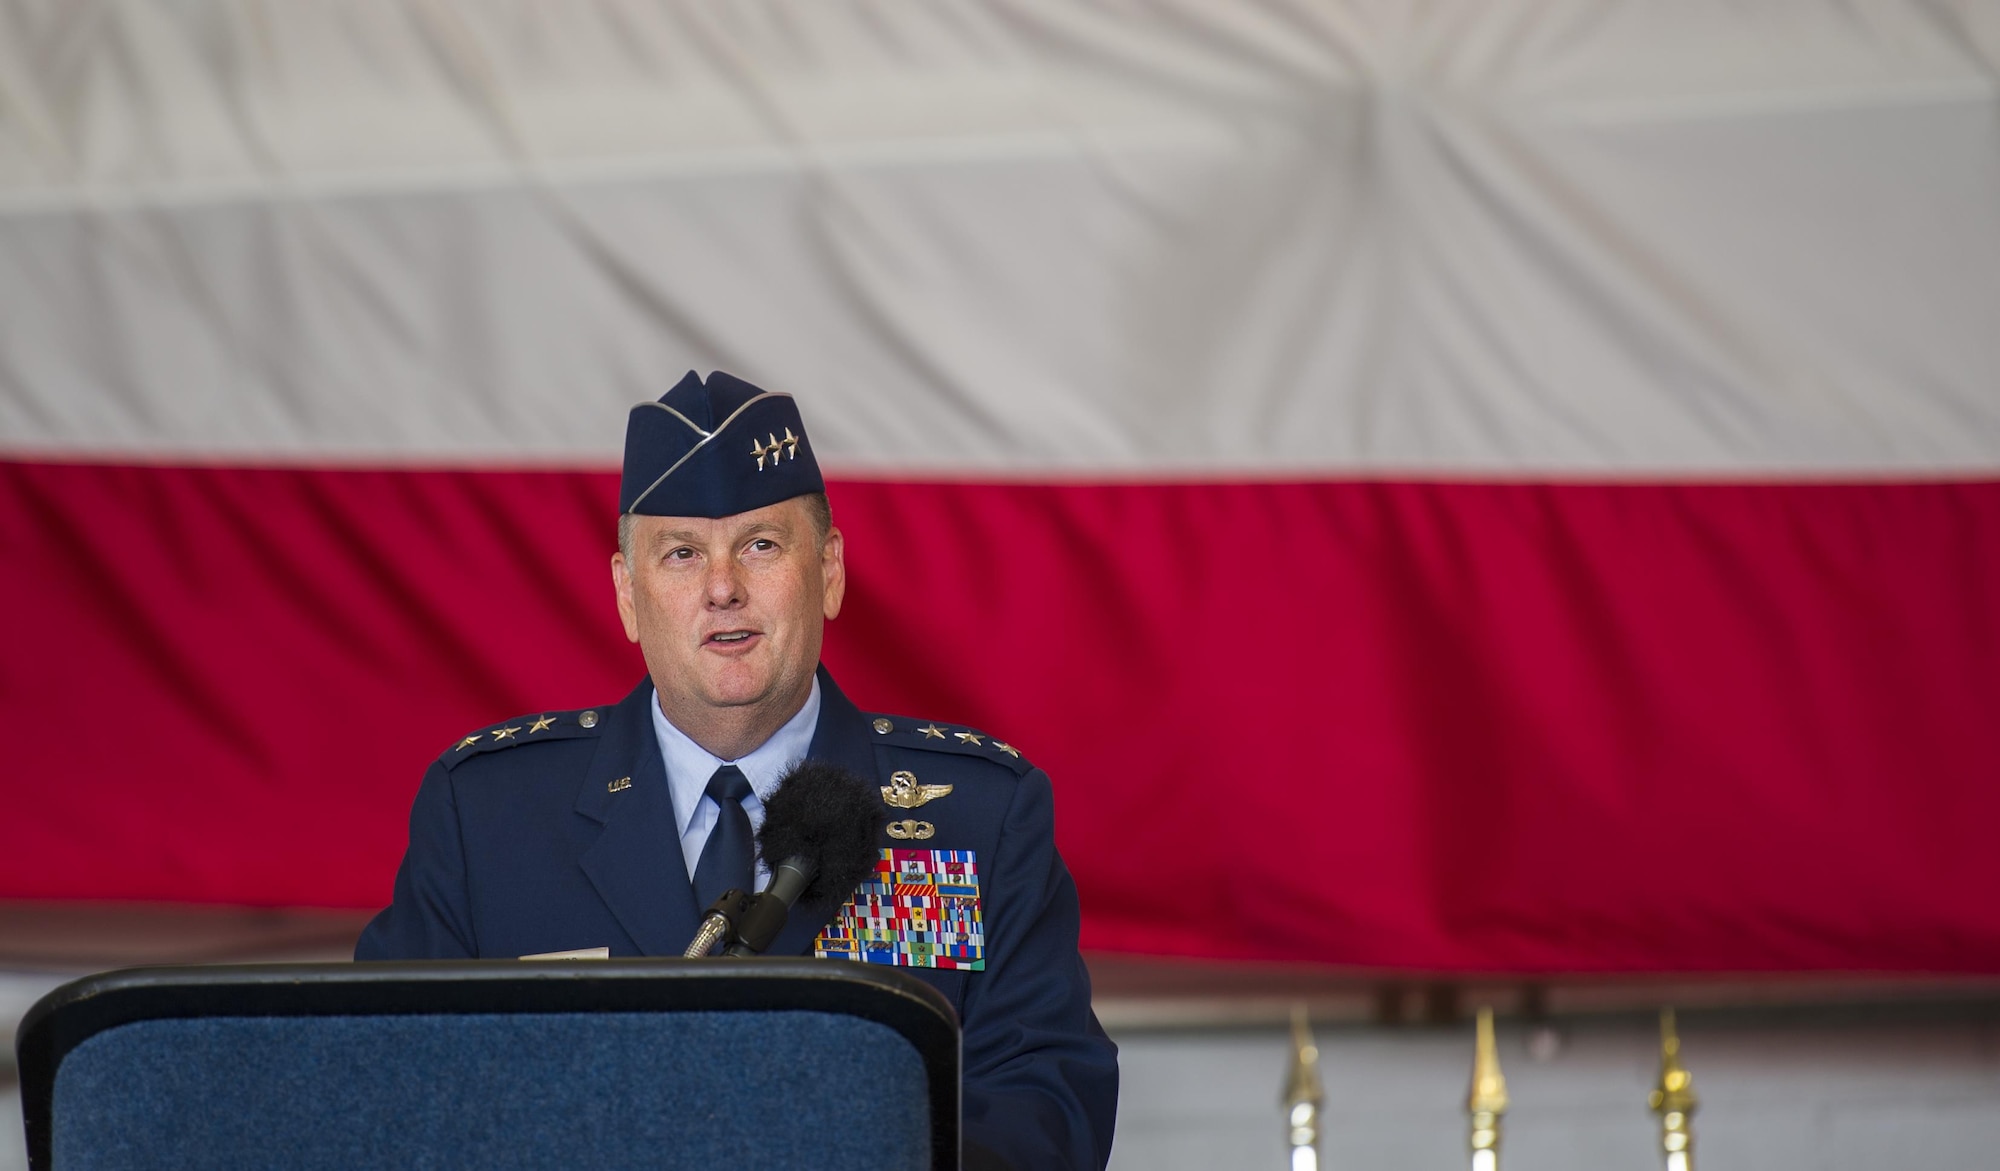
[
  {"x1": 867, "y1": 714, "x2": 1037, "y2": 777},
  {"x1": 882, "y1": 769, "x2": 952, "y2": 809},
  {"x1": 815, "y1": 848, "x2": 983, "y2": 971},
  {"x1": 439, "y1": 707, "x2": 602, "y2": 770}
]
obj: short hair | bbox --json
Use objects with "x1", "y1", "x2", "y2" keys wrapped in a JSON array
[{"x1": 618, "y1": 491, "x2": 832, "y2": 563}]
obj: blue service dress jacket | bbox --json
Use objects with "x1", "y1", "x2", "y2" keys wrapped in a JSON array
[{"x1": 356, "y1": 667, "x2": 1118, "y2": 1170}]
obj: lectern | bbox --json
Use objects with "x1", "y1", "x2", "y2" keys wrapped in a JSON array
[{"x1": 15, "y1": 958, "x2": 960, "y2": 1170}]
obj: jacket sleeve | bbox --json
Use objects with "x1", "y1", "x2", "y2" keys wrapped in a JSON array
[
  {"x1": 958, "y1": 766, "x2": 1120, "y2": 1170},
  {"x1": 354, "y1": 759, "x2": 478, "y2": 960}
]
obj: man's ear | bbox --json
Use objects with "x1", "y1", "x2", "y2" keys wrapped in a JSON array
[
  {"x1": 611, "y1": 551, "x2": 640, "y2": 642},
  {"x1": 820, "y1": 527, "x2": 846, "y2": 621}
]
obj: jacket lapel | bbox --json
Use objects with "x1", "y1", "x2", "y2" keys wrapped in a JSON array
[
  {"x1": 575, "y1": 681, "x2": 702, "y2": 956},
  {"x1": 764, "y1": 667, "x2": 883, "y2": 958}
]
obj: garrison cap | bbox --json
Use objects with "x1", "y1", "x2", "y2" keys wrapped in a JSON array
[{"x1": 618, "y1": 370, "x2": 825, "y2": 517}]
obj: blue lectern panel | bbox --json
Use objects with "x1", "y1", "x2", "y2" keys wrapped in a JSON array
[{"x1": 52, "y1": 1010, "x2": 926, "y2": 1171}]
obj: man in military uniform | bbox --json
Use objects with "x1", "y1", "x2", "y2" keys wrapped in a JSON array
[{"x1": 357, "y1": 370, "x2": 1118, "y2": 1169}]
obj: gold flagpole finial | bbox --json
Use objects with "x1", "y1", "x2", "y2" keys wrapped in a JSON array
[
  {"x1": 1282, "y1": 1003, "x2": 1326, "y2": 1170},
  {"x1": 1647, "y1": 1008, "x2": 1698, "y2": 1171},
  {"x1": 1467, "y1": 1007, "x2": 1508, "y2": 1171}
]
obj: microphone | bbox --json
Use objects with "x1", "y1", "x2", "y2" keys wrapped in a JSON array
[{"x1": 722, "y1": 760, "x2": 886, "y2": 957}]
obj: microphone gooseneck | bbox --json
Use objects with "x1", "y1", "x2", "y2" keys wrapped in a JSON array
[{"x1": 683, "y1": 888, "x2": 755, "y2": 957}]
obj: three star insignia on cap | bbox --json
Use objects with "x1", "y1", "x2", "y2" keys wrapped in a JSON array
[{"x1": 750, "y1": 428, "x2": 804, "y2": 471}]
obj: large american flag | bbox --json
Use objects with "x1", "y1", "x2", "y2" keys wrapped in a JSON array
[{"x1": 4, "y1": 1, "x2": 1997, "y2": 973}]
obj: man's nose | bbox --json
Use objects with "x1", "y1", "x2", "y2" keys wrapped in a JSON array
[{"x1": 703, "y1": 558, "x2": 746, "y2": 608}]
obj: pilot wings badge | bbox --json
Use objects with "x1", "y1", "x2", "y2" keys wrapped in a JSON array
[{"x1": 882, "y1": 770, "x2": 952, "y2": 809}]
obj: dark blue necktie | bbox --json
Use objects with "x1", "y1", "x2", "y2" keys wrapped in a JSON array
[{"x1": 692, "y1": 764, "x2": 755, "y2": 909}]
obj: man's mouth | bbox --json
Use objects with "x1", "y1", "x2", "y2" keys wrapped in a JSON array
[{"x1": 708, "y1": 631, "x2": 756, "y2": 645}]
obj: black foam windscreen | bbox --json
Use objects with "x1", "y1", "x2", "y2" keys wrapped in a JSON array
[{"x1": 755, "y1": 760, "x2": 887, "y2": 907}]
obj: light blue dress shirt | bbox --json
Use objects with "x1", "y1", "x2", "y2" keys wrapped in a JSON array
[{"x1": 649, "y1": 676, "x2": 822, "y2": 891}]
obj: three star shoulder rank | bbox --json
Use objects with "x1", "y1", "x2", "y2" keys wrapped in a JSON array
[
  {"x1": 866, "y1": 714, "x2": 1035, "y2": 777},
  {"x1": 440, "y1": 707, "x2": 602, "y2": 769}
]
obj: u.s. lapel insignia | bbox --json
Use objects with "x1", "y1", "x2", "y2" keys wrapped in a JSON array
[
  {"x1": 886, "y1": 819, "x2": 935, "y2": 841},
  {"x1": 607, "y1": 776, "x2": 632, "y2": 793},
  {"x1": 882, "y1": 769, "x2": 952, "y2": 809},
  {"x1": 815, "y1": 848, "x2": 984, "y2": 971}
]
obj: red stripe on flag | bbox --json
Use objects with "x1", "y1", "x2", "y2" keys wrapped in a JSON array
[{"x1": 3, "y1": 460, "x2": 1997, "y2": 971}]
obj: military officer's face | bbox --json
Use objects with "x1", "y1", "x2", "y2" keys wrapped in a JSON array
[{"x1": 612, "y1": 496, "x2": 845, "y2": 736}]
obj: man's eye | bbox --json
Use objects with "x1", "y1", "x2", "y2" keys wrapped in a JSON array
[
  {"x1": 748, "y1": 539, "x2": 777, "y2": 552},
  {"x1": 665, "y1": 547, "x2": 696, "y2": 561}
]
